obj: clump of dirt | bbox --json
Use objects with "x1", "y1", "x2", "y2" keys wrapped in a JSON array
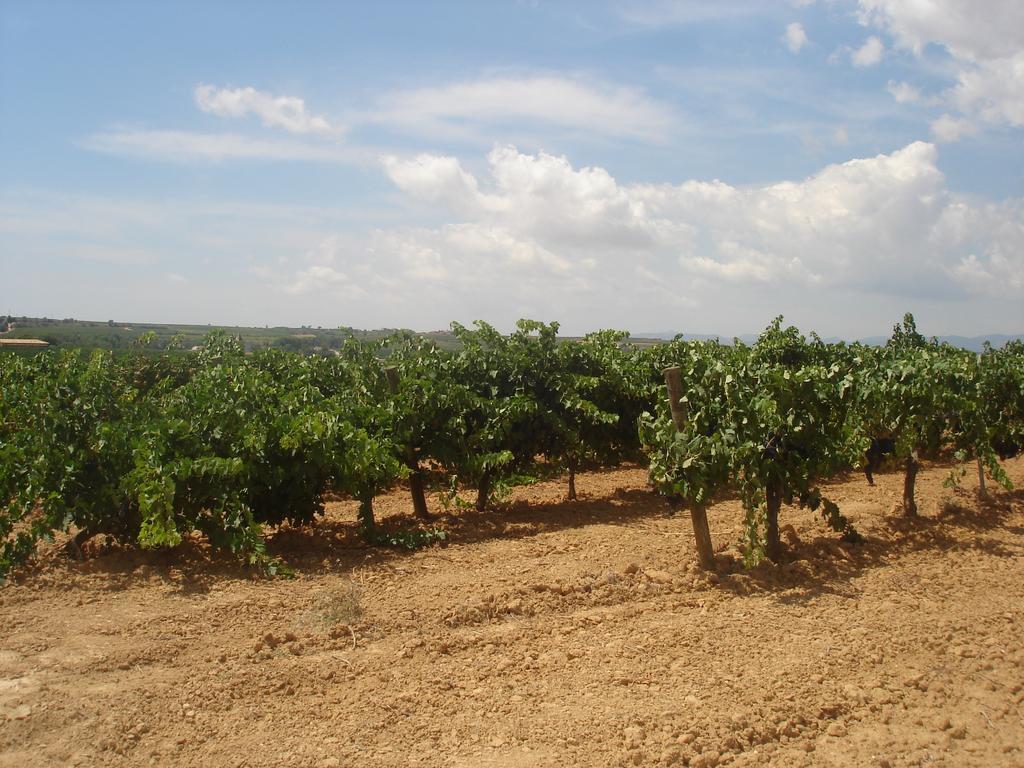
[{"x1": 2, "y1": 457, "x2": 1023, "y2": 767}]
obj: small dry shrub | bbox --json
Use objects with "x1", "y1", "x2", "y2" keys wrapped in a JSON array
[{"x1": 300, "y1": 580, "x2": 364, "y2": 632}]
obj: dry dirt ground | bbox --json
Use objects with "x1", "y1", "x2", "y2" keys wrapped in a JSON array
[{"x1": 2, "y1": 456, "x2": 1024, "y2": 768}]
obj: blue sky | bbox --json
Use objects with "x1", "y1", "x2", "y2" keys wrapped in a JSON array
[{"x1": 2, "y1": 0, "x2": 1022, "y2": 337}]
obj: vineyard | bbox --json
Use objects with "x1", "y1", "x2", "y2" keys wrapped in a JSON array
[
  {"x1": 2, "y1": 314, "x2": 1023, "y2": 580},
  {"x1": 3, "y1": 314, "x2": 1024, "y2": 766}
]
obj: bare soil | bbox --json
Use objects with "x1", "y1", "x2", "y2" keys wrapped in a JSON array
[{"x1": 2, "y1": 457, "x2": 1023, "y2": 768}]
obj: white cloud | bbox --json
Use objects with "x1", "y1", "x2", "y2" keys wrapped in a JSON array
[
  {"x1": 195, "y1": 84, "x2": 338, "y2": 135},
  {"x1": 682, "y1": 243, "x2": 820, "y2": 283},
  {"x1": 276, "y1": 236, "x2": 366, "y2": 297},
  {"x1": 857, "y1": 0, "x2": 1024, "y2": 136},
  {"x1": 381, "y1": 153, "x2": 505, "y2": 215},
  {"x1": 84, "y1": 76, "x2": 679, "y2": 166},
  {"x1": 81, "y1": 130, "x2": 360, "y2": 163},
  {"x1": 10, "y1": 142, "x2": 1022, "y2": 334},
  {"x1": 284, "y1": 264, "x2": 355, "y2": 295},
  {"x1": 946, "y1": 54, "x2": 1024, "y2": 128},
  {"x1": 887, "y1": 80, "x2": 923, "y2": 104},
  {"x1": 367, "y1": 76, "x2": 678, "y2": 142},
  {"x1": 935, "y1": 199, "x2": 1024, "y2": 297},
  {"x1": 195, "y1": 141, "x2": 1024, "y2": 337},
  {"x1": 856, "y1": 0, "x2": 1023, "y2": 58},
  {"x1": 930, "y1": 113, "x2": 977, "y2": 142},
  {"x1": 254, "y1": 143, "x2": 1024, "y2": 322},
  {"x1": 784, "y1": 22, "x2": 809, "y2": 53},
  {"x1": 851, "y1": 36, "x2": 885, "y2": 67}
]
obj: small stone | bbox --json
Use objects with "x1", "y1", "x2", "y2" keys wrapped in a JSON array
[
  {"x1": 660, "y1": 746, "x2": 681, "y2": 765},
  {"x1": 541, "y1": 649, "x2": 569, "y2": 666},
  {"x1": 902, "y1": 672, "x2": 924, "y2": 688},
  {"x1": 645, "y1": 569, "x2": 674, "y2": 585},
  {"x1": 624, "y1": 563, "x2": 640, "y2": 575},
  {"x1": 870, "y1": 687, "x2": 892, "y2": 704},
  {"x1": 826, "y1": 722, "x2": 847, "y2": 737},
  {"x1": 623, "y1": 726, "x2": 645, "y2": 748},
  {"x1": 842, "y1": 683, "x2": 865, "y2": 703}
]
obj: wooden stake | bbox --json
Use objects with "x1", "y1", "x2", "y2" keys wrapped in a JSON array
[
  {"x1": 976, "y1": 353, "x2": 988, "y2": 500},
  {"x1": 663, "y1": 366, "x2": 715, "y2": 571},
  {"x1": 663, "y1": 366, "x2": 688, "y2": 433},
  {"x1": 384, "y1": 366, "x2": 401, "y2": 394}
]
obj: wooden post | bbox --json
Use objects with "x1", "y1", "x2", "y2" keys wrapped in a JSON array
[
  {"x1": 976, "y1": 353, "x2": 988, "y2": 500},
  {"x1": 384, "y1": 366, "x2": 402, "y2": 396},
  {"x1": 663, "y1": 366, "x2": 687, "y2": 433},
  {"x1": 663, "y1": 366, "x2": 716, "y2": 571},
  {"x1": 384, "y1": 366, "x2": 431, "y2": 520}
]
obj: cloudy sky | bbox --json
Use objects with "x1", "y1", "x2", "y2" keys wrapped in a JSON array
[{"x1": 2, "y1": 0, "x2": 1022, "y2": 338}]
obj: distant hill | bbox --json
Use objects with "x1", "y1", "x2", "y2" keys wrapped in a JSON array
[
  {"x1": 855, "y1": 334, "x2": 1024, "y2": 352},
  {"x1": 0, "y1": 316, "x2": 449, "y2": 354},
  {"x1": 3, "y1": 316, "x2": 1021, "y2": 354}
]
